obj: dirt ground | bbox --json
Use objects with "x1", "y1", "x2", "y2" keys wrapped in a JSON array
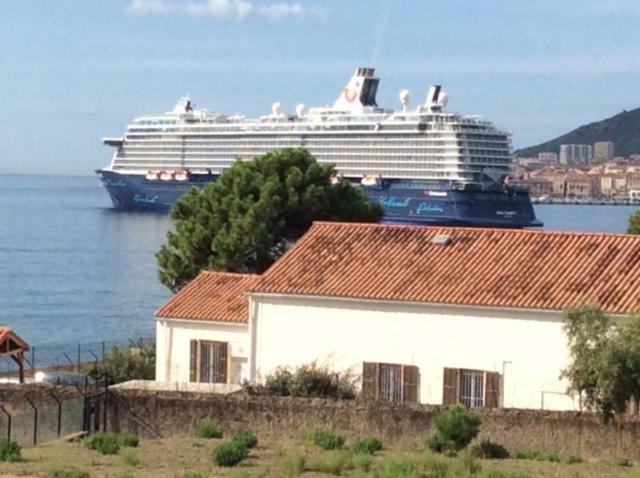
[{"x1": 2, "y1": 436, "x2": 640, "y2": 478}]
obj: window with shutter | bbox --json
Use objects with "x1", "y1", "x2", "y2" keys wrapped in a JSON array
[
  {"x1": 362, "y1": 362, "x2": 378, "y2": 400},
  {"x1": 443, "y1": 367, "x2": 501, "y2": 408},
  {"x1": 484, "y1": 371, "x2": 501, "y2": 408},
  {"x1": 191, "y1": 340, "x2": 229, "y2": 384},
  {"x1": 402, "y1": 365, "x2": 419, "y2": 403},
  {"x1": 362, "y1": 362, "x2": 419, "y2": 403},
  {"x1": 442, "y1": 368, "x2": 459, "y2": 405},
  {"x1": 189, "y1": 340, "x2": 198, "y2": 382}
]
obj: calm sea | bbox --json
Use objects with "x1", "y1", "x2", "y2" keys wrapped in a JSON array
[{"x1": 0, "y1": 174, "x2": 638, "y2": 349}]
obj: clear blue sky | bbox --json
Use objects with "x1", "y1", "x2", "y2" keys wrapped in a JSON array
[{"x1": 2, "y1": 0, "x2": 639, "y2": 175}]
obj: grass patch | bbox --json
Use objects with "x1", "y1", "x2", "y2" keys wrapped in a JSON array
[
  {"x1": 280, "y1": 453, "x2": 305, "y2": 477},
  {"x1": 195, "y1": 418, "x2": 223, "y2": 439},
  {"x1": 515, "y1": 448, "x2": 582, "y2": 464},
  {"x1": 120, "y1": 449, "x2": 140, "y2": 467},
  {"x1": 305, "y1": 450, "x2": 353, "y2": 475},
  {"x1": 48, "y1": 467, "x2": 91, "y2": 478},
  {"x1": 352, "y1": 453, "x2": 374, "y2": 472},
  {"x1": 613, "y1": 456, "x2": 633, "y2": 467},
  {"x1": 183, "y1": 472, "x2": 209, "y2": 478},
  {"x1": 311, "y1": 430, "x2": 346, "y2": 450}
]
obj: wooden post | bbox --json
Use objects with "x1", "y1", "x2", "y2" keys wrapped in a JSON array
[{"x1": 18, "y1": 351, "x2": 24, "y2": 384}]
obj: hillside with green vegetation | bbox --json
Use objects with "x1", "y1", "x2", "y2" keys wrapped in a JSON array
[{"x1": 515, "y1": 107, "x2": 640, "y2": 158}]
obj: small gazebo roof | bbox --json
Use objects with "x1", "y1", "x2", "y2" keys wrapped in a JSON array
[{"x1": 0, "y1": 326, "x2": 29, "y2": 356}]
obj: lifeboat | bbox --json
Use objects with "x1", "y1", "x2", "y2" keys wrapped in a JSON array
[
  {"x1": 361, "y1": 175, "x2": 382, "y2": 187},
  {"x1": 145, "y1": 170, "x2": 160, "y2": 181},
  {"x1": 160, "y1": 171, "x2": 174, "y2": 181},
  {"x1": 174, "y1": 170, "x2": 189, "y2": 181}
]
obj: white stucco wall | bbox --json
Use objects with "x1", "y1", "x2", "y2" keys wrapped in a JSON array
[
  {"x1": 250, "y1": 295, "x2": 579, "y2": 411},
  {"x1": 156, "y1": 318, "x2": 249, "y2": 384}
]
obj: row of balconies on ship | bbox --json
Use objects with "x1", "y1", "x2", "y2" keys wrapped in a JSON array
[
  {"x1": 111, "y1": 159, "x2": 512, "y2": 171},
  {"x1": 119, "y1": 140, "x2": 510, "y2": 149},
  {"x1": 123, "y1": 124, "x2": 504, "y2": 135}
]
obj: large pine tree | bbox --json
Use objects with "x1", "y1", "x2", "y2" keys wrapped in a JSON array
[{"x1": 157, "y1": 149, "x2": 383, "y2": 291}]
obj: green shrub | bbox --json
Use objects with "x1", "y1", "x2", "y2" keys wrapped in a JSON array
[
  {"x1": 305, "y1": 451, "x2": 353, "y2": 475},
  {"x1": 119, "y1": 434, "x2": 140, "y2": 448},
  {"x1": 254, "y1": 361, "x2": 358, "y2": 399},
  {"x1": 48, "y1": 468, "x2": 91, "y2": 478},
  {"x1": 425, "y1": 405, "x2": 481, "y2": 454},
  {"x1": 614, "y1": 456, "x2": 633, "y2": 467},
  {"x1": 279, "y1": 454, "x2": 305, "y2": 477},
  {"x1": 264, "y1": 367, "x2": 293, "y2": 396},
  {"x1": 231, "y1": 430, "x2": 258, "y2": 449},
  {"x1": 312, "y1": 430, "x2": 346, "y2": 450},
  {"x1": 0, "y1": 438, "x2": 21, "y2": 462},
  {"x1": 89, "y1": 338, "x2": 155, "y2": 384},
  {"x1": 351, "y1": 436, "x2": 382, "y2": 455},
  {"x1": 196, "y1": 419, "x2": 223, "y2": 439},
  {"x1": 83, "y1": 432, "x2": 120, "y2": 455},
  {"x1": 472, "y1": 439, "x2": 510, "y2": 459},
  {"x1": 212, "y1": 440, "x2": 249, "y2": 467}
]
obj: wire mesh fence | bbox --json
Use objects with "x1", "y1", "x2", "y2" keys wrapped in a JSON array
[{"x1": 0, "y1": 334, "x2": 154, "y2": 375}]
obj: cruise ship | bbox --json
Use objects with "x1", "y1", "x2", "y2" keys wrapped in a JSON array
[{"x1": 97, "y1": 68, "x2": 542, "y2": 227}]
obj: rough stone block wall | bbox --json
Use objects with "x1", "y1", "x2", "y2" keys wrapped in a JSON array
[{"x1": 106, "y1": 389, "x2": 640, "y2": 459}]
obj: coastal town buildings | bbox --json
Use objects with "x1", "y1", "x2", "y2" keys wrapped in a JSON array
[
  {"x1": 594, "y1": 141, "x2": 615, "y2": 161},
  {"x1": 154, "y1": 222, "x2": 640, "y2": 411},
  {"x1": 516, "y1": 154, "x2": 640, "y2": 200},
  {"x1": 559, "y1": 144, "x2": 593, "y2": 165},
  {"x1": 537, "y1": 152, "x2": 558, "y2": 164}
]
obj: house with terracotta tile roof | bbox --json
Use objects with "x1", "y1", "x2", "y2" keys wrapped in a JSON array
[
  {"x1": 155, "y1": 271, "x2": 259, "y2": 386},
  {"x1": 155, "y1": 222, "x2": 640, "y2": 410}
]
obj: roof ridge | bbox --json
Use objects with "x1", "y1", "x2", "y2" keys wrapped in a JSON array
[
  {"x1": 200, "y1": 270, "x2": 260, "y2": 278},
  {"x1": 310, "y1": 221, "x2": 639, "y2": 239}
]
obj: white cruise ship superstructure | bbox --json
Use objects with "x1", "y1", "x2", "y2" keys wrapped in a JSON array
[{"x1": 97, "y1": 67, "x2": 541, "y2": 227}]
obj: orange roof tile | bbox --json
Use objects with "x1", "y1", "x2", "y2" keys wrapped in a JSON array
[
  {"x1": 0, "y1": 326, "x2": 29, "y2": 354},
  {"x1": 252, "y1": 222, "x2": 640, "y2": 314},
  {"x1": 156, "y1": 271, "x2": 260, "y2": 322}
]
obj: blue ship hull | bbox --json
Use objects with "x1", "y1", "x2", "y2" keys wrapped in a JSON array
[{"x1": 96, "y1": 170, "x2": 542, "y2": 228}]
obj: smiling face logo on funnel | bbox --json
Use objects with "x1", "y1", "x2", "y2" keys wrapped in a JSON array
[{"x1": 343, "y1": 81, "x2": 360, "y2": 103}]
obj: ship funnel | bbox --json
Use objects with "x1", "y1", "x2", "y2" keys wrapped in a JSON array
[
  {"x1": 333, "y1": 67, "x2": 379, "y2": 112},
  {"x1": 425, "y1": 85, "x2": 448, "y2": 112},
  {"x1": 295, "y1": 103, "x2": 306, "y2": 118}
]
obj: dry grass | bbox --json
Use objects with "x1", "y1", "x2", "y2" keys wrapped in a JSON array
[{"x1": 0, "y1": 436, "x2": 639, "y2": 478}]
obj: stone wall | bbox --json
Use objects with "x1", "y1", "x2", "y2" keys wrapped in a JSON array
[
  {"x1": 107, "y1": 388, "x2": 640, "y2": 459},
  {"x1": 0, "y1": 384, "x2": 84, "y2": 446}
]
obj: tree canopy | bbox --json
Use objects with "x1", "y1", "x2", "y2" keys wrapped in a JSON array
[
  {"x1": 628, "y1": 210, "x2": 640, "y2": 234},
  {"x1": 156, "y1": 149, "x2": 383, "y2": 291},
  {"x1": 561, "y1": 304, "x2": 640, "y2": 421}
]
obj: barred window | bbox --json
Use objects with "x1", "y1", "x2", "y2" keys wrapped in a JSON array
[
  {"x1": 362, "y1": 362, "x2": 419, "y2": 403},
  {"x1": 189, "y1": 340, "x2": 228, "y2": 384},
  {"x1": 442, "y1": 368, "x2": 500, "y2": 408}
]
